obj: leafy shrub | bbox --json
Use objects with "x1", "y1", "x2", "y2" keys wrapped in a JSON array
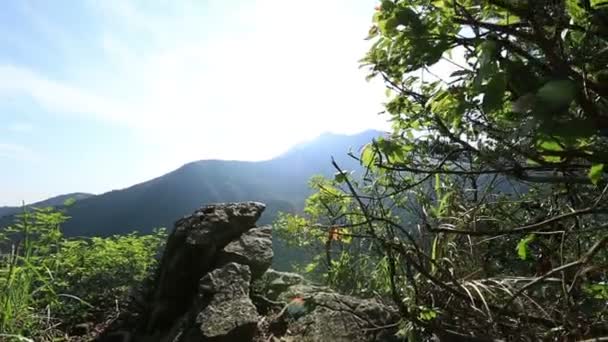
[
  {"x1": 279, "y1": 0, "x2": 608, "y2": 340},
  {"x1": 0, "y1": 205, "x2": 166, "y2": 339},
  {"x1": 53, "y1": 230, "x2": 166, "y2": 325},
  {"x1": 275, "y1": 176, "x2": 395, "y2": 297}
]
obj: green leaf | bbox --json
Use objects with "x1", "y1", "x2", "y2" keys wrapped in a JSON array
[
  {"x1": 334, "y1": 171, "x2": 348, "y2": 184},
  {"x1": 430, "y1": 235, "x2": 440, "y2": 274},
  {"x1": 526, "y1": 158, "x2": 541, "y2": 166},
  {"x1": 305, "y1": 261, "x2": 318, "y2": 273},
  {"x1": 537, "y1": 138, "x2": 567, "y2": 162},
  {"x1": 584, "y1": 283, "x2": 608, "y2": 299},
  {"x1": 418, "y1": 307, "x2": 438, "y2": 321},
  {"x1": 589, "y1": 164, "x2": 604, "y2": 185},
  {"x1": 536, "y1": 80, "x2": 576, "y2": 109},
  {"x1": 379, "y1": 16, "x2": 398, "y2": 34},
  {"x1": 517, "y1": 234, "x2": 536, "y2": 261},
  {"x1": 381, "y1": 0, "x2": 395, "y2": 11},
  {"x1": 482, "y1": 72, "x2": 506, "y2": 113},
  {"x1": 538, "y1": 139, "x2": 564, "y2": 152},
  {"x1": 478, "y1": 40, "x2": 497, "y2": 79},
  {"x1": 372, "y1": 11, "x2": 382, "y2": 23},
  {"x1": 376, "y1": 138, "x2": 406, "y2": 162},
  {"x1": 395, "y1": 7, "x2": 424, "y2": 33},
  {"x1": 366, "y1": 25, "x2": 379, "y2": 40},
  {"x1": 361, "y1": 143, "x2": 376, "y2": 167}
]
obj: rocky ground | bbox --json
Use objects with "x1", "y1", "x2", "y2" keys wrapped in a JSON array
[{"x1": 94, "y1": 202, "x2": 400, "y2": 342}]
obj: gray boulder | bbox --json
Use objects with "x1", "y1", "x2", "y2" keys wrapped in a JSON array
[
  {"x1": 147, "y1": 202, "x2": 265, "y2": 331},
  {"x1": 217, "y1": 226, "x2": 273, "y2": 280},
  {"x1": 96, "y1": 202, "x2": 401, "y2": 342},
  {"x1": 95, "y1": 202, "x2": 267, "y2": 341},
  {"x1": 269, "y1": 284, "x2": 400, "y2": 342},
  {"x1": 264, "y1": 269, "x2": 305, "y2": 287},
  {"x1": 262, "y1": 269, "x2": 305, "y2": 301},
  {"x1": 179, "y1": 263, "x2": 260, "y2": 341},
  {"x1": 289, "y1": 292, "x2": 399, "y2": 342}
]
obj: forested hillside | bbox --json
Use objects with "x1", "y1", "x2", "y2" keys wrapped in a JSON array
[
  {"x1": 0, "y1": 131, "x2": 379, "y2": 237},
  {"x1": 0, "y1": 193, "x2": 93, "y2": 218}
]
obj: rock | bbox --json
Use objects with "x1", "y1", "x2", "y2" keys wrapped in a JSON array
[
  {"x1": 276, "y1": 283, "x2": 332, "y2": 303},
  {"x1": 183, "y1": 263, "x2": 260, "y2": 341},
  {"x1": 217, "y1": 226, "x2": 273, "y2": 280},
  {"x1": 262, "y1": 270, "x2": 305, "y2": 301},
  {"x1": 250, "y1": 269, "x2": 305, "y2": 316},
  {"x1": 97, "y1": 202, "x2": 401, "y2": 342},
  {"x1": 289, "y1": 294, "x2": 399, "y2": 342},
  {"x1": 95, "y1": 202, "x2": 266, "y2": 341},
  {"x1": 147, "y1": 202, "x2": 265, "y2": 331},
  {"x1": 273, "y1": 284, "x2": 400, "y2": 342},
  {"x1": 264, "y1": 269, "x2": 305, "y2": 288}
]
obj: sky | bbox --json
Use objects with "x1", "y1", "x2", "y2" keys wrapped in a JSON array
[{"x1": 0, "y1": 0, "x2": 395, "y2": 206}]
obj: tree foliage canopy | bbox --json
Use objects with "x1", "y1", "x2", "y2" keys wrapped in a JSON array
[{"x1": 277, "y1": 0, "x2": 608, "y2": 340}]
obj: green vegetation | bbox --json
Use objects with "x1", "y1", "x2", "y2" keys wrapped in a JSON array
[
  {"x1": 277, "y1": 0, "x2": 608, "y2": 340},
  {"x1": 0, "y1": 204, "x2": 165, "y2": 340},
  {"x1": 2, "y1": 0, "x2": 608, "y2": 340}
]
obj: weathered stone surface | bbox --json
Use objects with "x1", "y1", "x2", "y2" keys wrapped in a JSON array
[
  {"x1": 217, "y1": 226, "x2": 273, "y2": 280},
  {"x1": 96, "y1": 202, "x2": 401, "y2": 342},
  {"x1": 290, "y1": 295, "x2": 398, "y2": 341},
  {"x1": 273, "y1": 284, "x2": 400, "y2": 342},
  {"x1": 147, "y1": 202, "x2": 265, "y2": 331},
  {"x1": 95, "y1": 202, "x2": 266, "y2": 341},
  {"x1": 251, "y1": 269, "x2": 307, "y2": 316},
  {"x1": 265, "y1": 269, "x2": 305, "y2": 287},
  {"x1": 192, "y1": 263, "x2": 260, "y2": 341},
  {"x1": 258, "y1": 269, "x2": 305, "y2": 301},
  {"x1": 275, "y1": 283, "x2": 326, "y2": 303}
]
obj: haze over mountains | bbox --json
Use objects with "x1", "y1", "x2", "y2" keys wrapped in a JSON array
[
  {"x1": 0, "y1": 130, "x2": 382, "y2": 238},
  {"x1": 0, "y1": 193, "x2": 94, "y2": 218}
]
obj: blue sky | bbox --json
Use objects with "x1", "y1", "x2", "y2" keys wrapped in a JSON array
[{"x1": 0, "y1": 0, "x2": 395, "y2": 205}]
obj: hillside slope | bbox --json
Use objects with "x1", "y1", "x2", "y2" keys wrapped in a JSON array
[
  {"x1": 0, "y1": 193, "x2": 94, "y2": 218},
  {"x1": 7, "y1": 130, "x2": 381, "y2": 237}
]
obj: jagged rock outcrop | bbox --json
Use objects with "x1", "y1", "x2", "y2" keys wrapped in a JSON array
[
  {"x1": 257, "y1": 269, "x2": 305, "y2": 301},
  {"x1": 217, "y1": 226, "x2": 273, "y2": 279},
  {"x1": 180, "y1": 263, "x2": 260, "y2": 341},
  {"x1": 272, "y1": 284, "x2": 400, "y2": 342},
  {"x1": 97, "y1": 202, "x2": 399, "y2": 342}
]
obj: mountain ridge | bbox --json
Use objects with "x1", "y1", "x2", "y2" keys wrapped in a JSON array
[
  {"x1": 0, "y1": 192, "x2": 94, "y2": 219},
  {"x1": 0, "y1": 130, "x2": 383, "y2": 239}
]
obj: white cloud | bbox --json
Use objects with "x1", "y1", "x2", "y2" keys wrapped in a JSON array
[
  {"x1": 0, "y1": 65, "x2": 130, "y2": 124},
  {"x1": 0, "y1": 0, "x2": 388, "y2": 162},
  {"x1": 0, "y1": 143, "x2": 39, "y2": 162}
]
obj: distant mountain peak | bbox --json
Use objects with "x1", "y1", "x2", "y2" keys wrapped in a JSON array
[
  {"x1": 0, "y1": 129, "x2": 385, "y2": 270},
  {"x1": 280, "y1": 129, "x2": 385, "y2": 157},
  {"x1": 1, "y1": 129, "x2": 383, "y2": 243}
]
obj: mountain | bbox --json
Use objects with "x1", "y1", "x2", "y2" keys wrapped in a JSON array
[
  {"x1": 0, "y1": 193, "x2": 95, "y2": 218},
  {"x1": 0, "y1": 130, "x2": 383, "y2": 238}
]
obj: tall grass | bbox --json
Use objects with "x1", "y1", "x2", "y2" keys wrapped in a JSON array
[
  {"x1": 0, "y1": 207, "x2": 65, "y2": 339},
  {"x1": 0, "y1": 204, "x2": 166, "y2": 340}
]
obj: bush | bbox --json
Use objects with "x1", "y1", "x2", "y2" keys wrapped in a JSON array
[
  {"x1": 53, "y1": 230, "x2": 166, "y2": 326},
  {"x1": 279, "y1": 0, "x2": 608, "y2": 340},
  {"x1": 0, "y1": 205, "x2": 166, "y2": 340}
]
